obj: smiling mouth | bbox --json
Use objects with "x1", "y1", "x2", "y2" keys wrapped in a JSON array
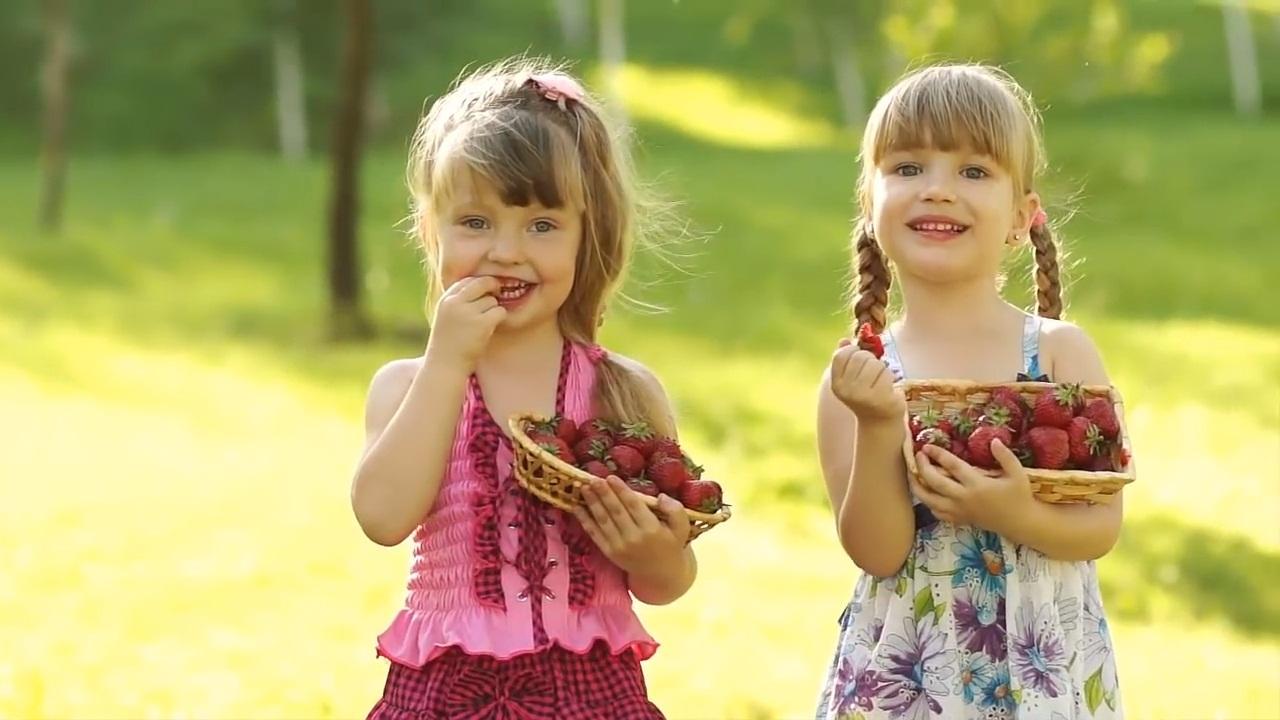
[{"x1": 496, "y1": 279, "x2": 535, "y2": 303}]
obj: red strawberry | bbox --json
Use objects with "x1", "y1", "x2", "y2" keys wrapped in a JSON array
[
  {"x1": 1032, "y1": 383, "x2": 1084, "y2": 429},
  {"x1": 1026, "y1": 426, "x2": 1070, "y2": 470},
  {"x1": 616, "y1": 421, "x2": 657, "y2": 457},
  {"x1": 679, "y1": 480, "x2": 724, "y2": 513},
  {"x1": 856, "y1": 323, "x2": 885, "y2": 359},
  {"x1": 1067, "y1": 416, "x2": 1106, "y2": 466},
  {"x1": 527, "y1": 429, "x2": 559, "y2": 446},
  {"x1": 580, "y1": 419, "x2": 617, "y2": 443},
  {"x1": 627, "y1": 477, "x2": 660, "y2": 497},
  {"x1": 537, "y1": 438, "x2": 576, "y2": 465},
  {"x1": 1087, "y1": 453, "x2": 1115, "y2": 473},
  {"x1": 649, "y1": 455, "x2": 693, "y2": 494},
  {"x1": 909, "y1": 408, "x2": 951, "y2": 438},
  {"x1": 582, "y1": 459, "x2": 614, "y2": 479},
  {"x1": 947, "y1": 407, "x2": 980, "y2": 441},
  {"x1": 607, "y1": 445, "x2": 646, "y2": 479},
  {"x1": 913, "y1": 427, "x2": 951, "y2": 454},
  {"x1": 534, "y1": 415, "x2": 579, "y2": 444},
  {"x1": 573, "y1": 435, "x2": 611, "y2": 462},
  {"x1": 1117, "y1": 447, "x2": 1131, "y2": 469},
  {"x1": 1080, "y1": 397, "x2": 1120, "y2": 440},
  {"x1": 651, "y1": 437, "x2": 683, "y2": 462},
  {"x1": 967, "y1": 424, "x2": 1013, "y2": 469},
  {"x1": 949, "y1": 438, "x2": 970, "y2": 463},
  {"x1": 988, "y1": 387, "x2": 1028, "y2": 433}
]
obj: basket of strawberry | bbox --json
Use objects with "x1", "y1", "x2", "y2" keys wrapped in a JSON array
[
  {"x1": 507, "y1": 414, "x2": 731, "y2": 539},
  {"x1": 901, "y1": 380, "x2": 1135, "y2": 504}
]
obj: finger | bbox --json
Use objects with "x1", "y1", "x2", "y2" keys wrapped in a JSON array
[
  {"x1": 831, "y1": 345, "x2": 856, "y2": 381},
  {"x1": 608, "y1": 476, "x2": 660, "y2": 531},
  {"x1": 922, "y1": 445, "x2": 975, "y2": 485},
  {"x1": 457, "y1": 275, "x2": 503, "y2": 301},
  {"x1": 910, "y1": 473, "x2": 956, "y2": 516},
  {"x1": 592, "y1": 478, "x2": 641, "y2": 538},
  {"x1": 570, "y1": 507, "x2": 608, "y2": 549},
  {"x1": 580, "y1": 483, "x2": 624, "y2": 547},
  {"x1": 655, "y1": 493, "x2": 692, "y2": 536},
  {"x1": 990, "y1": 439, "x2": 1024, "y2": 476},
  {"x1": 916, "y1": 452, "x2": 965, "y2": 500},
  {"x1": 479, "y1": 303, "x2": 508, "y2": 322},
  {"x1": 836, "y1": 337, "x2": 853, "y2": 349}
]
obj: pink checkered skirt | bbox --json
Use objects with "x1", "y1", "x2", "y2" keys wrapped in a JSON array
[{"x1": 367, "y1": 641, "x2": 665, "y2": 720}]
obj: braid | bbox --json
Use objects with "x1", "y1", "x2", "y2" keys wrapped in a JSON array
[
  {"x1": 1029, "y1": 223, "x2": 1063, "y2": 319},
  {"x1": 853, "y1": 222, "x2": 891, "y2": 334}
]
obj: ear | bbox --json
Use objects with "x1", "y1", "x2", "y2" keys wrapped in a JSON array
[{"x1": 1009, "y1": 191, "x2": 1042, "y2": 246}]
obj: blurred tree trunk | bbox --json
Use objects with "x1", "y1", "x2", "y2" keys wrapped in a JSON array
[
  {"x1": 597, "y1": 0, "x2": 626, "y2": 118},
  {"x1": 38, "y1": 0, "x2": 72, "y2": 234},
  {"x1": 327, "y1": 0, "x2": 373, "y2": 339},
  {"x1": 1222, "y1": 0, "x2": 1261, "y2": 117},
  {"x1": 788, "y1": 3, "x2": 822, "y2": 75},
  {"x1": 827, "y1": 20, "x2": 866, "y2": 130},
  {"x1": 554, "y1": 0, "x2": 589, "y2": 50},
  {"x1": 272, "y1": 0, "x2": 308, "y2": 161}
]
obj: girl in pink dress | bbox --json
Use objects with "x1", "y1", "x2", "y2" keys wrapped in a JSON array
[{"x1": 351, "y1": 58, "x2": 695, "y2": 719}]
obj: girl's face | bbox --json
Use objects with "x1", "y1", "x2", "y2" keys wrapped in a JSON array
[
  {"x1": 870, "y1": 145, "x2": 1039, "y2": 284},
  {"x1": 434, "y1": 173, "x2": 582, "y2": 334}
]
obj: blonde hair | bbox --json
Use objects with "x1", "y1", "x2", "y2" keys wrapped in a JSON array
[
  {"x1": 406, "y1": 56, "x2": 671, "y2": 435},
  {"x1": 851, "y1": 63, "x2": 1064, "y2": 334}
]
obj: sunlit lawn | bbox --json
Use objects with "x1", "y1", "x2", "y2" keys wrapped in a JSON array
[{"x1": 1, "y1": 70, "x2": 1277, "y2": 718}]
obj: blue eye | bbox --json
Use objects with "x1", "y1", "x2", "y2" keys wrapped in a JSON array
[
  {"x1": 962, "y1": 166, "x2": 989, "y2": 179},
  {"x1": 461, "y1": 217, "x2": 488, "y2": 230},
  {"x1": 895, "y1": 163, "x2": 922, "y2": 177},
  {"x1": 531, "y1": 219, "x2": 557, "y2": 233}
]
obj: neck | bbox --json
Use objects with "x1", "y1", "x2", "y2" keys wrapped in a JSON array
[
  {"x1": 475, "y1": 319, "x2": 565, "y2": 374},
  {"x1": 896, "y1": 274, "x2": 1022, "y2": 341}
]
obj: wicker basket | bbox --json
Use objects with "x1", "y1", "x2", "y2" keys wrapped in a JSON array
[
  {"x1": 508, "y1": 413, "x2": 731, "y2": 540},
  {"x1": 901, "y1": 380, "x2": 1135, "y2": 504}
]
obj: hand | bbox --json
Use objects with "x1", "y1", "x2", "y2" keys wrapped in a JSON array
[
  {"x1": 572, "y1": 476, "x2": 691, "y2": 574},
  {"x1": 829, "y1": 338, "x2": 906, "y2": 424},
  {"x1": 425, "y1": 276, "x2": 507, "y2": 368},
  {"x1": 910, "y1": 439, "x2": 1034, "y2": 535}
]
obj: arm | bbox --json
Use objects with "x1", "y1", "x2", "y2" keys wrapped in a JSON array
[
  {"x1": 349, "y1": 352, "x2": 470, "y2": 546},
  {"x1": 574, "y1": 357, "x2": 697, "y2": 605},
  {"x1": 912, "y1": 322, "x2": 1124, "y2": 561},
  {"x1": 818, "y1": 367, "x2": 915, "y2": 578}
]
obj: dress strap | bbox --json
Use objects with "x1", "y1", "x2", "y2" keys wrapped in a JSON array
[
  {"x1": 1018, "y1": 314, "x2": 1048, "y2": 381},
  {"x1": 879, "y1": 328, "x2": 907, "y2": 382}
]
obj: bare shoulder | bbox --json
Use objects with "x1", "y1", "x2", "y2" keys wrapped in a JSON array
[
  {"x1": 1038, "y1": 318, "x2": 1110, "y2": 385},
  {"x1": 364, "y1": 357, "x2": 422, "y2": 436}
]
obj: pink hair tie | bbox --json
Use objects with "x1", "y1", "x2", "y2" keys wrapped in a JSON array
[
  {"x1": 528, "y1": 73, "x2": 586, "y2": 111},
  {"x1": 585, "y1": 344, "x2": 608, "y2": 365},
  {"x1": 1031, "y1": 209, "x2": 1049, "y2": 229}
]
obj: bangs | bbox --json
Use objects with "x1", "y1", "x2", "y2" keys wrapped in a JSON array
[
  {"x1": 432, "y1": 108, "x2": 585, "y2": 211},
  {"x1": 864, "y1": 66, "x2": 1036, "y2": 178}
]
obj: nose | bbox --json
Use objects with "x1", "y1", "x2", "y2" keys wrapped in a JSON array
[
  {"x1": 920, "y1": 168, "x2": 957, "y2": 203},
  {"x1": 486, "y1": 227, "x2": 524, "y2": 264}
]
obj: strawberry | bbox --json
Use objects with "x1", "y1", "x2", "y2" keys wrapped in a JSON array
[
  {"x1": 913, "y1": 427, "x2": 951, "y2": 454},
  {"x1": 649, "y1": 455, "x2": 693, "y2": 494},
  {"x1": 1087, "y1": 453, "x2": 1115, "y2": 473},
  {"x1": 1080, "y1": 397, "x2": 1120, "y2": 440},
  {"x1": 607, "y1": 445, "x2": 646, "y2": 479},
  {"x1": 573, "y1": 435, "x2": 611, "y2": 462},
  {"x1": 582, "y1": 459, "x2": 614, "y2": 479},
  {"x1": 856, "y1": 323, "x2": 885, "y2": 359},
  {"x1": 949, "y1": 438, "x2": 970, "y2": 463},
  {"x1": 537, "y1": 438, "x2": 576, "y2": 465},
  {"x1": 627, "y1": 477, "x2": 660, "y2": 497},
  {"x1": 616, "y1": 421, "x2": 657, "y2": 457},
  {"x1": 1117, "y1": 447, "x2": 1131, "y2": 469},
  {"x1": 909, "y1": 408, "x2": 951, "y2": 438},
  {"x1": 651, "y1": 437, "x2": 684, "y2": 462},
  {"x1": 967, "y1": 424, "x2": 1013, "y2": 469},
  {"x1": 534, "y1": 415, "x2": 579, "y2": 444},
  {"x1": 1031, "y1": 383, "x2": 1083, "y2": 429},
  {"x1": 1026, "y1": 426, "x2": 1070, "y2": 470},
  {"x1": 679, "y1": 480, "x2": 724, "y2": 513},
  {"x1": 947, "y1": 407, "x2": 979, "y2": 441},
  {"x1": 527, "y1": 429, "x2": 559, "y2": 447},
  {"x1": 580, "y1": 418, "x2": 617, "y2": 443},
  {"x1": 1067, "y1": 416, "x2": 1106, "y2": 467},
  {"x1": 1012, "y1": 434, "x2": 1035, "y2": 466},
  {"x1": 988, "y1": 387, "x2": 1028, "y2": 434}
]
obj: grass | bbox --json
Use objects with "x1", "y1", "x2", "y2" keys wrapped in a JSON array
[{"x1": 2, "y1": 67, "x2": 1278, "y2": 718}]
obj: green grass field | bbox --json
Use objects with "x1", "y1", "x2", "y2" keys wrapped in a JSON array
[{"x1": 2, "y1": 64, "x2": 1278, "y2": 718}]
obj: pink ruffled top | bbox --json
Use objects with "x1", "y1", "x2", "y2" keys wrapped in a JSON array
[{"x1": 376, "y1": 341, "x2": 657, "y2": 668}]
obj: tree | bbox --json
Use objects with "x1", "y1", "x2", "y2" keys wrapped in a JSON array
[
  {"x1": 272, "y1": 0, "x2": 308, "y2": 161},
  {"x1": 1222, "y1": 0, "x2": 1262, "y2": 117},
  {"x1": 554, "y1": 0, "x2": 589, "y2": 50},
  {"x1": 597, "y1": 0, "x2": 626, "y2": 117},
  {"x1": 38, "y1": 0, "x2": 72, "y2": 233},
  {"x1": 326, "y1": 0, "x2": 374, "y2": 339}
]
